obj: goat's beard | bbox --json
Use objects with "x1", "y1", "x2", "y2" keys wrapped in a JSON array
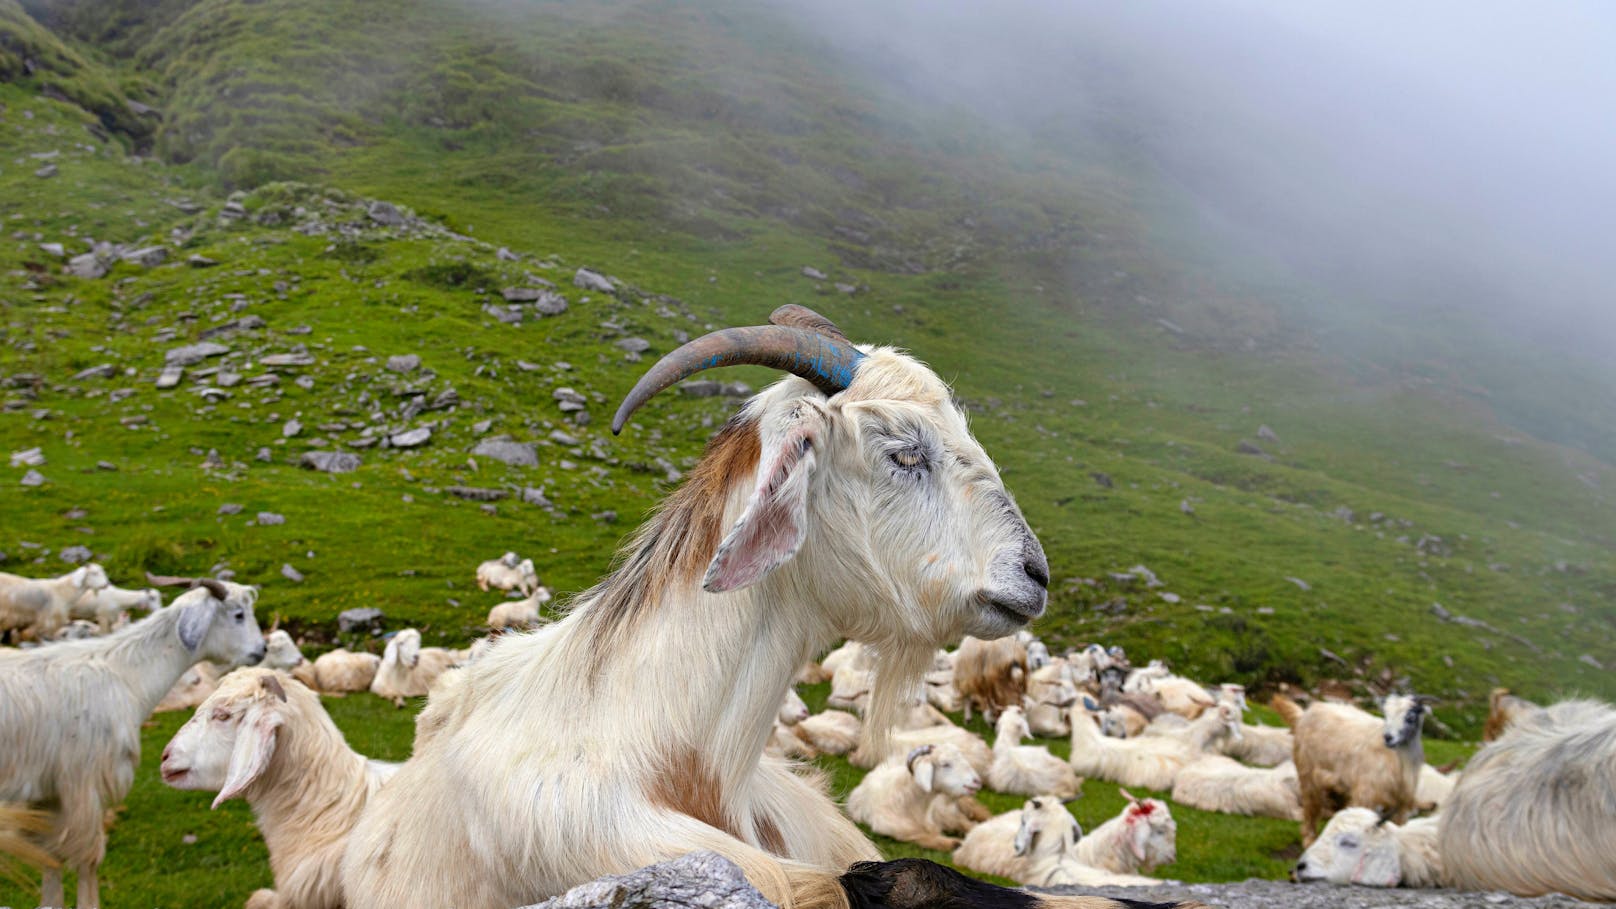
[{"x1": 860, "y1": 639, "x2": 939, "y2": 760}]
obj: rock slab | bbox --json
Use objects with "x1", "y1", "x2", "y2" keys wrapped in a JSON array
[
  {"x1": 518, "y1": 852, "x2": 776, "y2": 909},
  {"x1": 471, "y1": 439, "x2": 538, "y2": 467},
  {"x1": 1043, "y1": 879, "x2": 1604, "y2": 909}
]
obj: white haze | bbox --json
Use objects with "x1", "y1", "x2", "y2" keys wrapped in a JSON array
[{"x1": 768, "y1": 0, "x2": 1616, "y2": 354}]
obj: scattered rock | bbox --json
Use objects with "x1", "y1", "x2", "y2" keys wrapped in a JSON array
[
  {"x1": 280, "y1": 564, "x2": 305, "y2": 583},
  {"x1": 59, "y1": 545, "x2": 93, "y2": 564},
  {"x1": 256, "y1": 512, "x2": 286, "y2": 526},
  {"x1": 834, "y1": 282, "x2": 858, "y2": 294},
  {"x1": 680, "y1": 380, "x2": 723, "y2": 397},
  {"x1": 1180, "y1": 499, "x2": 1195, "y2": 515},
  {"x1": 573, "y1": 267, "x2": 615, "y2": 293},
  {"x1": 367, "y1": 201, "x2": 407, "y2": 227},
  {"x1": 300, "y1": 451, "x2": 362, "y2": 473},
  {"x1": 1047, "y1": 878, "x2": 1602, "y2": 909},
  {"x1": 1579, "y1": 654, "x2": 1604, "y2": 670},
  {"x1": 121, "y1": 246, "x2": 168, "y2": 268},
  {"x1": 283, "y1": 419, "x2": 302, "y2": 438},
  {"x1": 1237, "y1": 440, "x2": 1270, "y2": 458},
  {"x1": 38, "y1": 242, "x2": 65, "y2": 258},
  {"x1": 187, "y1": 254, "x2": 219, "y2": 268},
  {"x1": 35, "y1": 163, "x2": 58, "y2": 179},
  {"x1": 517, "y1": 851, "x2": 773, "y2": 909},
  {"x1": 615, "y1": 337, "x2": 651, "y2": 355},
  {"x1": 471, "y1": 439, "x2": 538, "y2": 467},
  {"x1": 165, "y1": 342, "x2": 230, "y2": 366},
  {"x1": 522, "y1": 487, "x2": 552, "y2": 508},
  {"x1": 197, "y1": 315, "x2": 266, "y2": 340},
  {"x1": 259, "y1": 353, "x2": 316, "y2": 367},
  {"x1": 155, "y1": 366, "x2": 184, "y2": 389},
  {"x1": 20, "y1": 470, "x2": 46, "y2": 487},
  {"x1": 72, "y1": 364, "x2": 116, "y2": 381},
  {"x1": 472, "y1": 419, "x2": 492, "y2": 435},
  {"x1": 337, "y1": 607, "x2": 385, "y2": 634},
  {"x1": 446, "y1": 486, "x2": 508, "y2": 502},
  {"x1": 1284, "y1": 576, "x2": 1312, "y2": 592},
  {"x1": 255, "y1": 448, "x2": 272, "y2": 463},
  {"x1": 801, "y1": 266, "x2": 828, "y2": 280},
  {"x1": 96, "y1": 460, "x2": 117, "y2": 471},
  {"x1": 218, "y1": 503, "x2": 244, "y2": 515},
  {"x1": 386, "y1": 354, "x2": 421, "y2": 373},
  {"x1": 501, "y1": 287, "x2": 544, "y2": 302},
  {"x1": 497, "y1": 247, "x2": 520, "y2": 261},
  {"x1": 9, "y1": 447, "x2": 45, "y2": 468},
  {"x1": 532, "y1": 292, "x2": 568, "y2": 316},
  {"x1": 1090, "y1": 472, "x2": 1114, "y2": 489},
  {"x1": 593, "y1": 510, "x2": 618, "y2": 523},
  {"x1": 1430, "y1": 602, "x2": 1453, "y2": 621},
  {"x1": 390, "y1": 428, "x2": 432, "y2": 448},
  {"x1": 548, "y1": 430, "x2": 579, "y2": 446},
  {"x1": 1257, "y1": 424, "x2": 1280, "y2": 444},
  {"x1": 65, "y1": 252, "x2": 108, "y2": 279}
]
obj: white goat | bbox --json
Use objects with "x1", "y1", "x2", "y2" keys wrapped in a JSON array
[
  {"x1": 476, "y1": 553, "x2": 538, "y2": 595},
  {"x1": 1219, "y1": 721, "x2": 1293, "y2": 767},
  {"x1": 341, "y1": 308, "x2": 1167, "y2": 909},
  {"x1": 1024, "y1": 661, "x2": 1079, "y2": 738},
  {"x1": 311, "y1": 649, "x2": 381, "y2": 693},
  {"x1": 845, "y1": 744, "x2": 990, "y2": 851},
  {"x1": 487, "y1": 595, "x2": 547, "y2": 631},
  {"x1": 1276, "y1": 693, "x2": 1432, "y2": 845},
  {"x1": 70, "y1": 583, "x2": 161, "y2": 632},
  {"x1": 1074, "y1": 791, "x2": 1177, "y2": 876},
  {"x1": 155, "y1": 660, "x2": 221, "y2": 713},
  {"x1": 1016, "y1": 797, "x2": 1160, "y2": 887},
  {"x1": 1296, "y1": 807, "x2": 1443, "y2": 888},
  {"x1": 263, "y1": 629, "x2": 319, "y2": 690},
  {"x1": 850, "y1": 724, "x2": 994, "y2": 777},
  {"x1": 0, "y1": 563, "x2": 110, "y2": 641},
  {"x1": 989, "y1": 706, "x2": 1082, "y2": 798},
  {"x1": 792, "y1": 710, "x2": 863, "y2": 757},
  {"x1": 1440, "y1": 699, "x2": 1616, "y2": 901},
  {"x1": 1171, "y1": 756, "x2": 1302, "y2": 820},
  {"x1": 0, "y1": 579, "x2": 264, "y2": 909},
  {"x1": 1069, "y1": 698, "x2": 1234, "y2": 791},
  {"x1": 162, "y1": 669, "x2": 400, "y2": 909},
  {"x1": 369, "y1": 628, "x2": 457, "y2": 706}
]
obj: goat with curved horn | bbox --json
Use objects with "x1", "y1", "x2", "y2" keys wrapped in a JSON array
[{"x1": 611, "y1": 305, "x2": 864, "y2": 434}]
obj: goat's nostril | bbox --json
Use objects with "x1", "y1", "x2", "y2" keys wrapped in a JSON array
[{"x1": 1023, "y1": 558, "x2": 1049, "y2": 589}]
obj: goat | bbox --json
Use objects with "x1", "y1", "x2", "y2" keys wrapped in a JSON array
[
  {"x1": 263, "y1": 629, "x2": 319, "y2": 690},
  {"x1": 954, "y1": 635, "x2": 1028, "y2": 722},
  {"x1": 1482, "y1": 687, "x2": 1542, "y2": 742},
  {"x1": 846, "y1": 744, "x2": 990, "y2": 852},
  {"x1": 1440, "y1": 699, "x2": 1616, "y2": 901},
  {"x1": 1075, "y1": 790, "x2": 1177, "y2": 876},
  {"x1": 155, "y1": 660, "x2": 221, "y2": 713},
  {"x1": 1276, "y1": 693, "x2": 1432, "y2": 846},
  {"x1": 0, "y1": 563, "x2": 110, "y2": 641},
  {"x1": 162, "y1": 670, "x2": 399, "y2": 909},
  {"x1": 70, "y1": 583, "x2": 161, "y2": 632},
  {"x1": 340, "y1": 308, "x2": 1171, "y2": 909},
  {"x1": 311, "y1": 649, "x2": 381, "y2": 694},
  {"x1": 1024, "y1": 661, "x2": 1080, "y2": 738},
  {"x1": 1296, "y1": 807, "x2": 1443, "y2": 888},
  {"x1": 988, "y1": 706, "x2": 1082, "y2": 798},
  {"x1": 0, "y1": 579, "x2": 264, "y2": 909},
  {"x1": 1170, "y1": 756, "x2": 1302, "y2": 820},
  {"x1": 1069, "y1": 698, "x2": 1234, "y2": 791},
  {"x1": 476, "y1": 553, "x2": 538, "y2": 595},
  {"x1": 369, "y1": 628, "x2": 458, "y2": 706}
]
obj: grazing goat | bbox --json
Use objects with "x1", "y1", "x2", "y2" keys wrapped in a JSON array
[
  {"x1": 70, "y1": 583, "x2": 161, "y2": 632},
  {"x1": 0, "y1": 579, "x2": 264, "y2": 909},
  {"x1": 845, "y1": 745, "x2": 990, "y2": 851},
  {"x1": 311, "y1": 649, "x2": 381, "y2": 693},
  {"x1": 0, "y1": 563, "x2": 109, "y2": 641},
  {"x1": 1171, "y1": 756, "x2": 1302, "y2": 820},
  {"x1": 369, "y1": 628, "x2": 457, "y2": 706},
  {"x1": 342, "y1": 308, "x2": 1167, "y2": 909},
  {"x1": 989, "y1": 706, "x2": 1083, "y2": 798},
  {"x1": 954, "y1": 634, "x2": 1028, "y2": 722},
  {"x1": 162, "y1": 670, "x2": 399, "y2": 909},
  {"x1": 1440, "y1": 699, "x2": 1616, "y2": 901},
  {"x1": 1075, "y1": 791, "x2": 1177, "y2": 876},
  {"x1": 1276, "y1": 693, "x2": 1432, "y2": 846},
  {"x1": 1296, "y1": 807, "x2": 1443, "y2": 888},
  {"x1": 1482, "y1": 687, "x2": 1542, "y2": 742},
  {"x1": 476, "y1": 553, "x2": 538, "y2": 595}
]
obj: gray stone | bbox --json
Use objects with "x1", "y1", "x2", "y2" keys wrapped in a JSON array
[
  {"x1": 483, "y1": 304, "x2": 523, "y2": 324},
  {"x1": 1285, "y1": 576, "x2": 1312, "y2": 591},
  {"x1": 39, "y1": 242, "x2": 65, "y2": 258},
  {"x1": 522, "y1": 487, "x2": 552, "y2": 508},
  {"x1": 501, "y1": 287, "x2": 544, "y2": 302},
  {"x1": 472, "y1": 419, "x2": 493, "y2": 435},
  {"x1": 518, "y1": 851, "x2": 774, "y2": 909},
  {"x1": 188, "y1": 254, "x2": 219, "y2": 268},
  {"x1": 198, "y1": 315, "x2": 266, "y2": 340},
  {"x1": 553, "y1": 387, "x2": 587, "y2": 406},
  {"x1": 256, "y1": 511, "x2": 286, "y2": 526},
  {"x1": 255, "y1": 448, "x2": 273, "y2": 462},
  {"x1": 300, "y1": 451, "x2": 361, "y2": 473},
  {"x1": 615, "y1": 337, "x2": 651, "y2": 354},
  {"x1": 573, "y1": 267, "x2": 615, "y2": 293},
  {"x1": 35, "y1": 163, "x2": 58, "y2": 179},
  {"x1": 391, "y1": 427, "x2": 432, "y2": 448},
  {"x1": 72, "y1": 364, "x2": 116, "y2": 381},
  {"x1": 9, "y1": 447, "x2": 45, "y2": 467},
  {"x1": 121, "y1": 246, "x2": 168, "y2": 267},
  {"x1": 834, "y1": 282, "x2": 858, "y2": 294},
  {"x1": 801, "y1": 265, "x2": 828, "y2": 280},
  {"x1": 548, "y1": 430, "x2": 579, "y2": 446},
  {"x1": 156, "y1": 366, "x2": 184, "y2": 388},
  {"x1": 446, "y1": 486, "x2": 508, "y2": 501},
  {"x1": 337, "y1": 607, "x2": 385, "y2": 634},
  {"x1": 1043, "y1": 878, "x2": 1604, "y2": 909},
  {"x1": 59, "y1": 545, "x2": 93, "y2": 564},
  {"x1": 532, "y1": 291, "x2": 569, "y2": 316},
  {"x1": 1257, "y1": 424, "x2": 1281, "y2": 443},
  {"x1": 96, "y1": 461, "x2": 117, "y2": 471},
  {"x1": 166, "y1": 342, "x2": 231, "y2": 366},
  {"x1": 20, "y1": 470, "x2": 46, "y2": 487},
  {"x1": 722, "y1": 382, "x2": 752, "y2": 398},
  {"x1": 218, "y1": 503, "x2": 244, "y2": 515},
  {"x1": 367, "y1": 201, "x2": 407, "y2": 227},
  {"x1": 386, "y1": 354, "x2": 421, "y2": 373},
  {"x1": 280, "y1": 563, "x2": 305, "y2": 583},
  {"x1": 259, "y1": 353, "x2": 316, "y2": 367},
  {"x1": 65, "y1": 252, "x2": 108, "y2": 279},
  {"x1": 471, "y1": 439, "x2": 538, "y2": 467},
  {"x1": 283, "y1": 419, "x2": 302, "y2": 438},
  {"x1": 497, "y1": 247, "x2": 521, "y2": 261}
]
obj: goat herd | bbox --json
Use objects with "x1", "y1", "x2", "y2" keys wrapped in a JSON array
[{"x1": 2, "y1": 307, "x2": 1613, "y2": 909}]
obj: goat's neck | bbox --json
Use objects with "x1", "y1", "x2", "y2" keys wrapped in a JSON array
[
  {"x1": 101, "y1": 607, "x2": 207, "y2": 715},
  {"x1": 993, "y1": 722, "x2": 1020, "y2": 752},
  {"x1": 248, "y1": 709, "x2": 370, "y2": 860}
]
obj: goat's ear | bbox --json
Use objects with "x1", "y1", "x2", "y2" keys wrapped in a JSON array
[
  {"x1": 1126, "y1": 811, "x2": 1151, "y2": 862},
  {"x1": 1013, "y1": 812, "x2": 1036, "y2": 856},
  {"x1": 912, "y1": 755, "x2": 936, "y2": 793},
  {"x1": 213, "y1": 704, "x2": 283, "y2": 808},
  {"x1": 177, "y1": 600, "x2": 216, "y2": 652},
  {"x1": 704, "y1": 406, "x2": 825, "y2": 593}
]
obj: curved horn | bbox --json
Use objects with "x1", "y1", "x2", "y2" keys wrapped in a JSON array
[
  {"x1": 147, "y1": 572, "x2": 197, "y2": 588},
  {"x1": 193, "y1": 578, "x2": 230, "y2": 602},
  {"x1": 611, "y1": 307, "x2": 864, "y2": 434},
  {"x1": 769, "y1": 303, "x2": 851, "y2": 342}
]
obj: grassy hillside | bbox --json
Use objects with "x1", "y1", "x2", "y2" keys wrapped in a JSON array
[{"x1": 1, "y1": 0, "x2": 1613, "y2": 903}]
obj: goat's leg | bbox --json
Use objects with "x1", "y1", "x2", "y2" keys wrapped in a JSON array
[
  {"x1": 40, "y1": 867, "x2": 64, "y2": 909},
  {"x1": 245, "y1": 888, "x2": 285, "y2": 909},
  {"x1": 75, "y1": 860, "x2": 98, "y2": 909}
]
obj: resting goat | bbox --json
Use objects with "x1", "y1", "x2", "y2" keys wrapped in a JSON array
[
  {"x1": 1295, "y1": 807, "x2": 1443, "y2": 888},
  {"x1": 0, "y1": 563, "x2": 109, "y2": 641},
  {"x1": 341, "y1": 307, "x2": 1175, "y2": 909},
  {"x1": 846, "y1": 744, "x2": 990, "y2": 851}
]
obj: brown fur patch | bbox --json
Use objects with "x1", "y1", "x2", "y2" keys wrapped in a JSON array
[
  {"x1": 650, "y1": 746, "x2": 733, "y2": 836},
  {"x1": 755, "y1": 815, "x2": 786, "y2": 855},
  {"x1": 577, "y1": 414, "x2": 761, "y2": 644}
]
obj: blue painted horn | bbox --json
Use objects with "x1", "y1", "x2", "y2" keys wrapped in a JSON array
[{"x1": 611, "y1": 304, "x2": 864, "y2": 434}]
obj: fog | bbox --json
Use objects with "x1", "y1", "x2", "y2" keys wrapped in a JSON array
[{"x1": 768, "y1": 0, "x2": 1616, "y2": 353}]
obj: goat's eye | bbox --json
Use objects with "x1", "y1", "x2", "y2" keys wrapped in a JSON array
[
  {"x1": 889, "y1": 448, "x2": 925, "y2": 471},
  {"x1": 232, "y1": 610, "x2": 244, "y2": 623},
  {"x1": 211, "y1": 709, "x2": 231, "y2": 722},
  {"x1": 1339, "y1": 835, "x2": 1360, "y2": 849}
]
